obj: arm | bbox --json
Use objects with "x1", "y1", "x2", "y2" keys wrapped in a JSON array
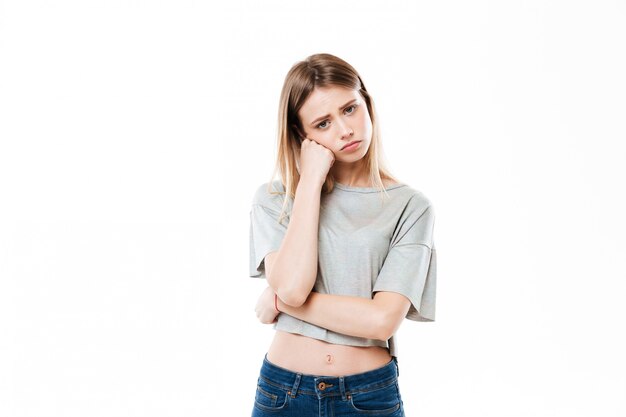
[
  {"x1": 274, "y1": 289, "x2": 412, "y2": 341},
  {"x1": 265, "y1": 179, "x2": 323, "y2": 307}
]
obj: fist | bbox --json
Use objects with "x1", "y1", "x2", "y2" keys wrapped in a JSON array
[
  {"x1": 299, "y1": 138, "x2": 335, "y2": 185},
  {"x1": 255, "y1": 285, "x2": 280, "y2": 324}
]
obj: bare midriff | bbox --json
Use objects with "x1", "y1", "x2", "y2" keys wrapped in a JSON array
[{"x1": 266, "y1": 330, "x2": 393, "y2": 377}]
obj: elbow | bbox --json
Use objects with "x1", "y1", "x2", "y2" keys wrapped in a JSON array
[
  {"x1": 375, "y1": 311, "x2": 395, "y2": 341},
  {"x1": 375, "y1": 325, "x2": 392, "y2": 342},
  {"x1": 271, "y1": 271, "x2": 314, "y2": 308},
  {"x1": 276, "y1": 287, "x2": 308, "y2": 308}
]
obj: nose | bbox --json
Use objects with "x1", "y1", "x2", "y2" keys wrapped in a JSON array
[{"x1": 336, "y1": 119, "x2": 354, "y2": 139}]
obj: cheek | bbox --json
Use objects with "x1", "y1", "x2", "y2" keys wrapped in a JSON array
[
  {"x1": 357, "y1": 109, "x2": 371, "y2": 128},
  {"x1": 314, "y1": 131, "x2": 333, "y2": 144},
  {"x1": 358, "y1": 113, "x2": 373, "y2": 135}
]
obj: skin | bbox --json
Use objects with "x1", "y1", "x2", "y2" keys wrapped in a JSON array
[
  {"x1": 253, "y1": 85, "x2": 412, "y2": 376},
  {"x1": 296, "y1": 86, "x2": 373, "y2": 187}
]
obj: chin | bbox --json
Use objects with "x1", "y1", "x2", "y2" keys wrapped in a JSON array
[{"x1": 342, "y1": 153, "x2": 367, "y2": 163}]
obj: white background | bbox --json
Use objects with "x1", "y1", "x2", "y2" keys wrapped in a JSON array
[{"x1": 1, "y1": 1, "x2": 625, "y2": 416}]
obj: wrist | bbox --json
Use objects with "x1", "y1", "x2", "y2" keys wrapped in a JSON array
[{"x1": 297, "y1": 177, "x2": 324, "y2": 194}]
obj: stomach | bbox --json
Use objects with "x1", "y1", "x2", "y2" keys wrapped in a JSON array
[{"x1": 266, "y1": 330, "x2": 393, "y2": 376}]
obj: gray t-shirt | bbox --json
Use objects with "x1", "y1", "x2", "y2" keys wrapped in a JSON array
[{"x1": 249, "y1": 179, "x2": 436, "y2": 359}]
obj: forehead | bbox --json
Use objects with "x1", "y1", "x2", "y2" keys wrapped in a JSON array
[{"x1": 299, "y1": 86, "x2": 360, "y2": 119}]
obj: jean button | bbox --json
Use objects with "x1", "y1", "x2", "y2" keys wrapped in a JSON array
[{"x1": 318, "y1": 382, "x2": 326, "y2": 390}]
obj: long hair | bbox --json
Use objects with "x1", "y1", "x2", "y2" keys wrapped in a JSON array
[{"x1": 267, "y1": 53, "x2": 401, "y2": 224}]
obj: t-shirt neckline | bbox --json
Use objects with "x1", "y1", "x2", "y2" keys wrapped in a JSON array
[{"x1": 333, "y1": 181, "x2": 406, "y2": 193}]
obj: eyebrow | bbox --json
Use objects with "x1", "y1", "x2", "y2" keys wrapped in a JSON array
[{"x1": 309, "y1": 99, "x2": 358, "y2": 126}]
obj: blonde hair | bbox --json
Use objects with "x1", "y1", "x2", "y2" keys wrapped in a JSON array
[{"x1": 267, "y1": 53, "x2": 401, "y2": 224}]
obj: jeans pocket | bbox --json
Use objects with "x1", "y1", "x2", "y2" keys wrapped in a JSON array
[
  {"x1": 348, "y1": 379, "x2": 401, "y2": 415},
  {"x1": 254, "y1": 376, "x2": 291, "y2": 412}
]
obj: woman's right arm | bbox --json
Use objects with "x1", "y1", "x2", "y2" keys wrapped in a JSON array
[
  {"x1": 265, "y1": 179, "x2": 322, "y2": 307},
  {"x1": 264, "y1": 138, "x2": 334, "y2": 307}
]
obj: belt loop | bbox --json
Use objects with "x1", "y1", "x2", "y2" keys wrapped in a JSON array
[
  {"x1": 339, "y1": 376, "x2": 346, "y2": 400},
  {"x1": 394, "y1": 356, "x2": 399, "y2": 377},
  {"x1": 289, "y1": 373, "x2": 302, "y2": 398}
]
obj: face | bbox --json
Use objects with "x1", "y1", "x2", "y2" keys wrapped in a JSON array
[{"x1": 296, "y1": 86, "x2": 372, "y2": 163}]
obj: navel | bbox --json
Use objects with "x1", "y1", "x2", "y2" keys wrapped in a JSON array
[{"x1": 326, "y1": 354, "x2": 333, "y2": 364}]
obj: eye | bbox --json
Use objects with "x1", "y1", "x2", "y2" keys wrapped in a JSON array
[
  {"x1": 345, "y1": 104, "x2": 357, "y2": 114},
  {"x1": 316, "y1": 104, "x2": 358, "y2": 129}
]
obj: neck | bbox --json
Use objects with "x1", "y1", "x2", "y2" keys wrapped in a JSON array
[{"x1": 331, "y1": 160, "x2": 371, "y2": 187}]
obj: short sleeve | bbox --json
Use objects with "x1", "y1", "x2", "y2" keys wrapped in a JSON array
[
  {"x1": 372, "y1": 200, "x2": 436, "y2": 321},
  {"x1": 249, "y1": 203, "x2": 288, "y2": 279}
]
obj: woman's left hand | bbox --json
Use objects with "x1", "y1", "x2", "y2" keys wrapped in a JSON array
[{"x1": 255, "y1": 285, "x2": 280, "y2": 324}]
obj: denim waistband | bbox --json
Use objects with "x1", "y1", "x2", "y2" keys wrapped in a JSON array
[{"x1": 259, "y1": 353, "x2": 399, "y2": 399}]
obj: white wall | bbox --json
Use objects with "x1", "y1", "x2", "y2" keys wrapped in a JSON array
[{"x1": 1, "y1": 1, "x2": 625, "y2": 416}]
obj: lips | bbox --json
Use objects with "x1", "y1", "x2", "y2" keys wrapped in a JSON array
[{"x1": 341, "y1": 140, "x2": 361, "y2": 150}]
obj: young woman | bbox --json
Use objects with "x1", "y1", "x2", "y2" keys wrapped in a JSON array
[{"x1": 249, "y1": 53, "x2": 437, "y2": 416}]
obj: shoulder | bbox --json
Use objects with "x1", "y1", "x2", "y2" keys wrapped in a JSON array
[
  {"x1": 397, "y1": 184, "x2": 435, "y2": 217},
  {"x1": 251, "y1": 180, "x2": 288, "y2": 209}
]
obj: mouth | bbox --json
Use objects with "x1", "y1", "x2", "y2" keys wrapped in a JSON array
[{"x1": 341, "y1": 140, "x2": 361, "y2": 150}]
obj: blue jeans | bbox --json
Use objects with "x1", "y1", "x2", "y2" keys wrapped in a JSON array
[{"x1": 251, "y1": 353, "x2": 405, "y2": 416}]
